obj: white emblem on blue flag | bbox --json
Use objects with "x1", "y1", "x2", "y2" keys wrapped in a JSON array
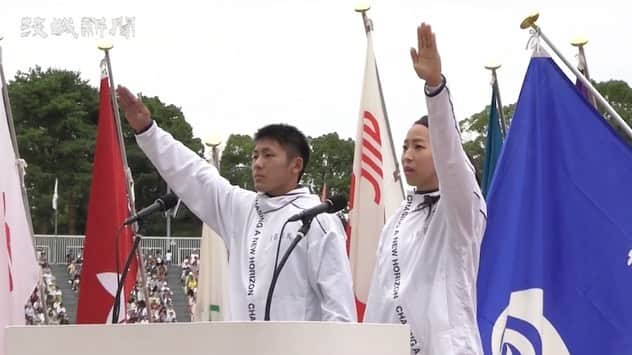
[{"x1": 491, "y1": 289, "x2": 569, "y2": 355}]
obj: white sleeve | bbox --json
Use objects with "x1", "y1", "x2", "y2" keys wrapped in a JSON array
[
  {"x1": 426, "y1": 83, "x2": 485, "y2": 237},
  {"x1": 135, "y1": 122, "x2": 255, "y2": 244},
  {"x1": 307, "y1": 216, "x2": 357, "y2": 322}
]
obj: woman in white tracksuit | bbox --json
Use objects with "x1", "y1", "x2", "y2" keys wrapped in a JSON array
[{"x1": 364, "y1": 23, "x2": 487, "y2": 354}]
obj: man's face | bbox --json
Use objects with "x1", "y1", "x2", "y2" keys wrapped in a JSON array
[{"x1": 251, "y1": 138, "x2": 303, "y2": 195}]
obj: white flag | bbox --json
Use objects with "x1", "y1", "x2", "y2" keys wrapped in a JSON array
[
  {"x1": 0, "y1": 85, "x2": 39, "y2": 352},
  {"x1": 52, "y1": 178, "x2": 58, "y2": 211},
  {"x1": 348, "y1": 31, "x2": 404, "y2": 319},
  {"x1": 193, "y1": 224, "x2": 230, "y2": 321}
]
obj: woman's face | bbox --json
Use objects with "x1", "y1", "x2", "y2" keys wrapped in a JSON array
[{"x1": 401, "y1": 124, "x2": 438, "y2": 190}]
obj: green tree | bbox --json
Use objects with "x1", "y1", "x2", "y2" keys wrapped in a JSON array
[
  {"x1": 303, "y1": 133, "x2": 354, "y2": 198},
  {"x1": 459, "y1": 104, "x2": 515, "y2": 182},
  {"x1": 9, "y1": 67, "x2": 98, "y2": 234},
  {"x1": 594, "y1": 80, "x2": 632, "y2": 142},
  {"x1": 219, "y1": 134, "x2": 255, "y2": 190}
]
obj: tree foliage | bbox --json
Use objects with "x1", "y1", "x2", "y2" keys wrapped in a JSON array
[
  {"x1": 219, "y1": 134, "x2": 255, "y2": 191},
  {"x1": 459, "y1": 103, "x2": 515, "y2": 182},
  {"x1": 303, "y1": 133, "x2": 354, "y2": 198},
  {"x1": 594, "y1": 80, "x2": 632, "y2": 142},
  {"x1": 10, "y1": 67, "x2": 98, "y2": 235},
  {"x1": 459, "y1": 79, "x2": 632, "y2": 180}
]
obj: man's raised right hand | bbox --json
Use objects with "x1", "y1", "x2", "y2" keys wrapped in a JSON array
[{"x1": 116, "y1": 85, "x2": 152, "y2": 133}]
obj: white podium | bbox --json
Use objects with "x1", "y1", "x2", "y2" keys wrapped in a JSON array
[{"x1": 5, "y1": 321, "x2": 410, "y2": 355}]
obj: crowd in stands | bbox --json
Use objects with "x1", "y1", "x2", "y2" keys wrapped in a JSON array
[
  {"x1": 23, "y1": 248, "x2": 187, "y2": 324},
  {"x1": 180, "y1": 251, "x2": 199, "y2": 319},
  {"x1": 24, "y1": 251, "x2": 71, "y2": 325},
  {"x1": 66, "y1": 252, "x2": 82, "y2": 293},
  {"x1": 126, "y1": 251, "x2": 177, "y2": 323}
]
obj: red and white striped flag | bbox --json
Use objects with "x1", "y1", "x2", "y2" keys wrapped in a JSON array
[
  {"x1": 348, "y1": 31, "x2": 404, "y2": 320},
  {"x1": 0, "y1": 74, "x2": 39, "y2": 352}
]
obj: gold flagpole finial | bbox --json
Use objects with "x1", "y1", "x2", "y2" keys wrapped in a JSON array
[
  {"x1": 97, "y1": 40, "x2": 114, "y2": 51},
  {"x1": 520, "y1": 12, "x2": 540, "y2": 29},
  {"x1": 354, "y1": 3, "x2": 371, "y2": 13},
  {"x1": 570, "y1": 37, "x2": 589, "y2": 47},
  {"x1": 484, "y1": 61, "x2": 502, "y2": 71},
  {"x1": 204, "y1": 134, "x2": 223, "y2": 148},
  {"x1": 354, "y1": 3, "x2": 373, "y2": 33}
]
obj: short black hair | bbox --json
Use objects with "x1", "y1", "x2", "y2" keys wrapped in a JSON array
[
  {"x1": 254, "y1": 124, "x2": 310, "y2": 182},
  {"x1": 414, "y1": 115, "x2": 429, "y2": 127}
]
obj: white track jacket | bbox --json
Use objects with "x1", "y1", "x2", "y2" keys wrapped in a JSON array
[
  {"x1": 364, "y1": 84, "x2": 487, "y2": 354},
  {"x1": 136, "y1": 124, "x2": 356, "y2": 322}
]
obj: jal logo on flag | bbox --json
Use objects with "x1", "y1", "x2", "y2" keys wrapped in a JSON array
[
  {"x1": 2, "y1": 192, "x2": 14, "y2": 292},
  {"x1": 351, "y1": 110, "x2": 384, "y2": 206}
]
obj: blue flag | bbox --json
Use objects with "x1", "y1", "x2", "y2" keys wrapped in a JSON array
[
  {"x1": 482, "y1": 84, "x2": 504, "y2": 198},
  {"x1": 477, "y1": 56, "x2": 632, "y2": 354}
]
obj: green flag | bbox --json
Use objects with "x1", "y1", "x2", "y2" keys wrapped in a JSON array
[{"x1": 482, "y1": 85, "x2": 504, "y2": 197}]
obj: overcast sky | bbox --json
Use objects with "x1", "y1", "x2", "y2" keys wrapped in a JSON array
[{"x1": 2, "y1": 0, "x2": 630, "y2": 152}]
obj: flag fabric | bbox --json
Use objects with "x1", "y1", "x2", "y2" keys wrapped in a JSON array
[
  {"x1": 193, "y1": 224, "x2": 230, "y2": 321},
  {"x1": 320, "y1": 181, "x2": 327, "y2": 202},
  {"x1": 76, "y1": 70, "x2": 137, "y2": 324},
  {"x1": 0, "y1": 81, "x2": 39, "y2": 352},
  {"x1": 575, "y1": 48, "x2": 598, "y2": 109},
  {"x1": 348, "y1": 31, "x2": 404, "y2": 320},
  {"x1": 477, "y1": 55, "x2": 632, "y2": 354},
  {"x1": 52, "y1": 178, "x2": 58, "y2": 211},
  {"x1": 481, "y1": 84, "x2": 504, "y2": 198}
]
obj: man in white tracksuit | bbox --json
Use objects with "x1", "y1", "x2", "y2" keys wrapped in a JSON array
[
  {"x1": 364, "y1": 23, "x2": 486, "y2": 354},
  {"x1": 116, "y1": 89, "x2": 356, "y2": 322}
]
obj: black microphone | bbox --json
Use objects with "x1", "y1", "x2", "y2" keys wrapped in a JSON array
[
  {"x1": 123, "y1": 192, "x2": 179, "y2": 225},
  {"x1": 287, "y1": 195, "x2": 347, "y2": 222}
]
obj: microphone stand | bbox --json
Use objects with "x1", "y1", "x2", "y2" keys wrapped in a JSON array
[
  {"x1": 111, "y1": 220, "x2": 149, "y2": 323},
  {"x1": 264, "y1": 217, "x2": 313, "y2": 321}
]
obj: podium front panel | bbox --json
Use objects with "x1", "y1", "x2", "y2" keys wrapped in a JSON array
[{"x1": 6, "y1": 321, "x2": 410, "y2": 355}]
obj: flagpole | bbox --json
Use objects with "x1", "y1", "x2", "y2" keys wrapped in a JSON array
[
  {"x1": 165, "y1": 186, "x2": 171, "y2": 244},
  {"x1": 520, "y1": 13, "x2": 632, "y2": 140},
  {"x1": 571, "y1": 37, "x2": 598, "y2": 109},
  {"x1": 484, "y1": 63, "x2": 507, "y2": 137},
  {"x1": 0, "y1": 39, "x2": 49, "y2": 324},
  {"x1": 97, "y1": 42, "x2": 151, "y2": 323},
  {"x1": 53, "y1": 178, "x2": 58, "y2": 237},
  {"x1": 355, "y1": 5, "x2": 405, "y2": 197}
]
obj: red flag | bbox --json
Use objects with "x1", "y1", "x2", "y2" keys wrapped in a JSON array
[
  {"x1": 1, "y1": 80, "x2": 39, "y2": 351},
  {"x1": 76, "y1": 73, "x2": 137, "y2": 324},
  {"x1": 348, "y1": 31, "x2": 404, "y2": 320}
]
